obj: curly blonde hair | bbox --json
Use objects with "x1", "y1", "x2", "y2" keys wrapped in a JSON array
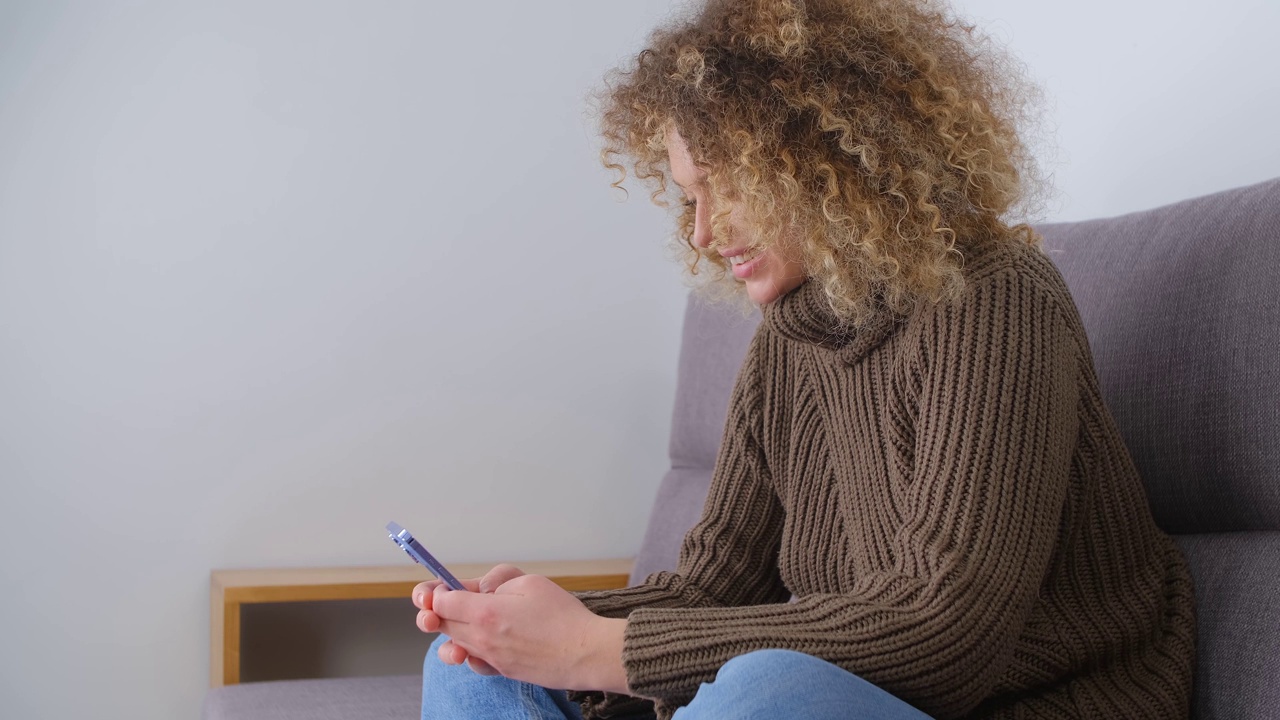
[{"x1": 598, "y1": 0, "x2": 1047, "y2": 326}]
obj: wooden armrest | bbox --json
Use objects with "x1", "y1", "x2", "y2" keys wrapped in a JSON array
[{"x1": 210, "y1": 558, "x2": 634, "y2": 687}]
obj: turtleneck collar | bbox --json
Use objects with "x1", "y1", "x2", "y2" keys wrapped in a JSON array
[{"x1": 761, "y1": 280, "x2": 903, "y2": 364}]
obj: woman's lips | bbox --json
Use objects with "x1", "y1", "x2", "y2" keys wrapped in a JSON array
[{"x1": 731, "y1": 250, "x2": 765, "y2": 279}]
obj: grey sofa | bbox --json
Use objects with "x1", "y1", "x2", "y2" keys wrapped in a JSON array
[{"x1": 204, "y1": 176, "x2": 1280, "y2": 719}]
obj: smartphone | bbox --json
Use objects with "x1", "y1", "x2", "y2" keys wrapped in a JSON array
[{"x1": 385, "y1": 521, "x2": 468, "y2": 591}]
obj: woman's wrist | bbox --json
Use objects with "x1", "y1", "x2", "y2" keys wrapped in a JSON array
[{"x1": 582, "y1": 616, "x2": 631, "y2": 694}]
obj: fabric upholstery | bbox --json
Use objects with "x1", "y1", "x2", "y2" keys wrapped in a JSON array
[
  {"x1": 667, "y1": 295, "x2": 762, "y2": 470},
  {"x1": 631, "y1": 467, "x2": 724, "y2": 585},
  {"x1": 630, "y1": 294, "x2": 759, "y2": 585},
  {"x1": 1039, "y1": 178, "x2": 1280, "y2": 534},
  {"x1": 1176, "y1": 532, "x2": 1280, "y2": 719},
  {"x1": 202, "y1": 675, "x2": 419, "y2": 720}
]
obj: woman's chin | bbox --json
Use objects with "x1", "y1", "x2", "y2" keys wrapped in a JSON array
[
  {"x1": 746, "y1": 282, "x2": 783, "y2": 306},
  {"x1": 744, "y1": 273, "x2": 805, "y2": 306}
]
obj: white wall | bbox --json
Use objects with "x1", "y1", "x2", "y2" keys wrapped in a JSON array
[
  {"x1": 0, "y1": 1, "x2": 1274, "y2": 718},
  {"x1": 0, "y1": 2, "x2": 682, "y2": 718},
  {"x1": 954, "y1": 0, "x2": 1280, "y2": 221}
]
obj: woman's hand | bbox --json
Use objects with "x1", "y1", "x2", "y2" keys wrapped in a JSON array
[
  {"x1": 412, "y1": 563, "x2": 526, "y2": 675},
  {"x1": 417, "y1": 571, "x2": 630, "y2": 693}
]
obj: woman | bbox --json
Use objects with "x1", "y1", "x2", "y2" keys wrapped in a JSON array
[{"x1": 411, "y1": 0, "x2": 1195, "y2": 717}]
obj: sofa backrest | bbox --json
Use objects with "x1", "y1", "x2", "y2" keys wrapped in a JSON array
[
  {"x1": 1039, "y1": 177, "x2": 1280, "y2": 719},
  {"x1": 630, "y1": 295, "x2": 760, "y2": 585},
  {"x1": 1039, "y1": 178, "x2": 1280, "y2": 535}
]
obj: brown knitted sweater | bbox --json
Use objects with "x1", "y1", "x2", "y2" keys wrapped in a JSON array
[{"x1": 574, "y1": 242, "x2": 1195, "y2": 719}]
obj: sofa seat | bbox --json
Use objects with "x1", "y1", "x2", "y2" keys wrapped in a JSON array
[{"x1": 202, "y1": 675, "x2": 419, "y2": 720}]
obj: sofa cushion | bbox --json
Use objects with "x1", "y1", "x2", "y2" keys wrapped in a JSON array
[
  {"x1": 631, "y1": 293, "x2": 759, "y2": 585},
  {"x1": 202, "y1": 675, "x2": 419, "y2": 720},
  {"x1": 1176, "y1": 532, "x2": 1280, "y2": 719},
  {"x1": 631, "y1": 467, "x2": 717, "y2": 584},
  {"x1": 1040, "y1": 178, "x2": 1280, "y2": 534},
  {"x1": 666, "y1": 293, "x2": 761, "y2": 472}
]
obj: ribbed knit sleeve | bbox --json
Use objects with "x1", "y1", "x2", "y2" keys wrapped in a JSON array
[{"x1": 618, "y1": 269, "x2": 1082, "y2": 719}]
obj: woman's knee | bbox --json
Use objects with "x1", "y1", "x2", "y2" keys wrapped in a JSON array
[
  {"x1": 422, "y1": 634, "x2": 455, "y2": 686},
  {"x1": 421, "y1": 635, "x2": 492, "y2": 718},
  {"x1": 676, "y1": 649, "x2": 931, "y2": 720},
  {"x1": 672, "y1": 650, "x2": 824, "y2": 720},
  {"x1": 424, "y1": 634, "x2": 447, "y2": 664},
  {"x1": 420, "y1": 635, "x2": 581, "y2": 720}
]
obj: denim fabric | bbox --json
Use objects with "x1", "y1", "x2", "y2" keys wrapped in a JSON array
[
  {"x1": 421, "y1": 635, "x2": 583, "y2": 720},
  {"x1": 421, "y1": 636, "x2": 931, "y2": 719},
  {"x1": 671, "y1": 649, "x2": 931, "y2": 720}
]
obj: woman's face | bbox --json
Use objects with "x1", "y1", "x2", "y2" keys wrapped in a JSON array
[{"x1": 666, "y1": 127, "x2": 807, "y2": 305}]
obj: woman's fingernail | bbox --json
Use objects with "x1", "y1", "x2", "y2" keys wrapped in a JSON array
[{"x1": 414, "y1": 592, "x2": 424, "y2": 607}]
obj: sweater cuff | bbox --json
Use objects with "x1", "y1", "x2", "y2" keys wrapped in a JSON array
[{"x1": 620, "y1": 604, "x2": 780, "y2": 704}]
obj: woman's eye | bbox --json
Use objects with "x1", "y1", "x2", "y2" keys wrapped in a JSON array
[{"x1": 682, "y1": 198, "x2": 697, "y2": 209}]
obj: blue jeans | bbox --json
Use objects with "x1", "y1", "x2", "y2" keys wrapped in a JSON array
[{"x1": 421, "y1": 635, "x2": 932, "y2": 719}]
